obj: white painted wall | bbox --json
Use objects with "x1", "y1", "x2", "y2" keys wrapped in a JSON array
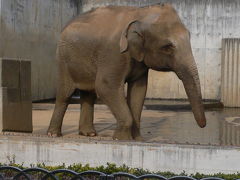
[
  {"x1": 1, "y1": 135, "x2": 240, "y2": 174},
  {"x1": 80, "y1": 0, "x2": 240, "y2": 100}
]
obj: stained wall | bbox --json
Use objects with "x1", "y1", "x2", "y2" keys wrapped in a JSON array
[
  {"x1": 1, "y1": 0, "x2": 240, "y2": 100},
  {"x1": 0, "y1": 0, "x2": 79, "y2": 100}
]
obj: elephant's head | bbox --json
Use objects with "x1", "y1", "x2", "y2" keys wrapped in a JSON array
[{"x1": 120, "y1": 4, "x2": 206, "y2": 128}]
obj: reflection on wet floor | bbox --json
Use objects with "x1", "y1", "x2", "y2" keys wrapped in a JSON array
[
  {"x1": 32, "y1": 102, "x2": 240, "y2": 146},
  {"x1": 140, "y1": 108, "x2": 240, "y2": 146},
  {"x1": 143, "y1": 108, "x2": 240, "y2": 146},
  {"x1": 218, "y1": 108, "x2": 240, "y2": 146}
]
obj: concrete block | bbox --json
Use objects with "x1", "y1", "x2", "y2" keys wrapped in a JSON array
[
  {"x1": 20, "y1": 60, "x2": 31, "y2": 101},
  {"x1": 0, "y1": 87, "x2": 32, "y2": 132},
  {"x1": 0, "y1": 58, "x2": 32, "y2": 133},
  {"x1": 0, "y1": 58, "x2": 20, "y2": 88}
]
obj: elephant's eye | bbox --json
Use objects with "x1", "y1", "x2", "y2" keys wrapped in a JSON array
[{"x1": 160, "y1": 43, "x2": 175, "y2": 55}]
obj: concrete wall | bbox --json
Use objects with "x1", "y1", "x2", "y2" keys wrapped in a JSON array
[
  {"x1": 80, "y1": 0, "x2": 240, "y2": 100},
  {"x1": 1, "y1": 0, "x2": 239, "y2": 101},
  {"x1": 0, "y1": 0, "x2": 79, "y2": 100},
  {"x1": 1, "y1": 135, "x2": 240, "y2": 174}
]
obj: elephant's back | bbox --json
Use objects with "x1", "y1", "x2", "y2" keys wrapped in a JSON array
[
  {"x1": 61, "y1": 6, "x2": 139, "y2": 43},
  {"x1": 57, "y1": 5, "x2": 140, "y2": 70},
  {"x1": 68, "y1": 6, "x2": 137, "y2": 25}
]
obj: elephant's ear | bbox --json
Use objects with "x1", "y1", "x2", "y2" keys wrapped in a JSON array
[{"x1": 120, "y1": 20, "x2": 145, "y2": 62}]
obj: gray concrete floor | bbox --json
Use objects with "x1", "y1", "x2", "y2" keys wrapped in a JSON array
[{"x1": 29, "y1": 101, "x2": 240, "y2": 146}]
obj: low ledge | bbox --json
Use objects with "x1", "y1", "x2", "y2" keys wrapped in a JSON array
[{"x1": 0, "y1": 134, "x2": 240, "y2": 175}]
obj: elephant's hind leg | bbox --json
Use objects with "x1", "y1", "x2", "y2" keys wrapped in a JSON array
[
  {"x1": 47, "y1": 78, "x2": 75, "y2": 137},
  {"x1": 79, "y1": 91, "x2": 97, "y2": 137}
]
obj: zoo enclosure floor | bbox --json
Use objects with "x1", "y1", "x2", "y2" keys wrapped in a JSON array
[{"x1": 4, "y1": 100, "x2": 240, "y2": 146}]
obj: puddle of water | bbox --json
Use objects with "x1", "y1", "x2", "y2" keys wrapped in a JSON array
[{"x1": 142, "y1": 108, "x2": 240, "y2": 146}]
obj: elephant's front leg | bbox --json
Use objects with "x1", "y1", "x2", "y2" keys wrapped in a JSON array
[
  {"x1": 96, "y1": 79, "x2": 134, "y2": 140},
  {"x1": 127, "y1": 73, "x2": 148, "y2": 141}
]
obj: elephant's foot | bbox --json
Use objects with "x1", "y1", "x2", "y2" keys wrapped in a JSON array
[
  {"x1": 132, "y1": 127, "x2": 143, "y2": 141},
  {"x1": 132, "y1": 134, "x2": 143, "y2": 141},
  {"x1": 79, "y1": 126, "x2": 97, "y2": 137},
  {"x1": 113, "y1": 128, "x2": 133, "y2": 140},
  {"x1": 47, "y1": 131, "x2": 62, "y2": 137},
  {"x1": 47, "y1": 132, "x2": 62, "y2": 137},
  {"x1": 47, "y1": 128, "x2": 62, "y2": 137}
]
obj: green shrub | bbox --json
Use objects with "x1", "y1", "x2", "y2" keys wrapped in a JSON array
[{"x1": 0, "y1": 162, "x2": 240, "y2": 180}]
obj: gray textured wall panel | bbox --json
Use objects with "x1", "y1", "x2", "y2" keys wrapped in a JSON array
[
  {"x1": 80, "y1": 0, "x2": 240, "y2": 100},
  {"x1": 0, "y1": 0, "x2": 79, "y2": 100}
]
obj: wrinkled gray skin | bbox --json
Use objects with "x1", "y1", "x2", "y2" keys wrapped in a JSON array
[{"x1": 47, "y1": 4, "x2": 206, "y2": 140}]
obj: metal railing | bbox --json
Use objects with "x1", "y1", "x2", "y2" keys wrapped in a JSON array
[{"x1": 0, "y1": 166, "x2": 237, "y2": 180}]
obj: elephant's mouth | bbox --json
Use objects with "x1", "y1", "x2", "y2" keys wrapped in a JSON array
[
  {"x1": 152, "y1": 67, "x2": 172, "y2": 72},
  {"x1": 159, "y1": 67, "x2": 172, "y2": 72}
]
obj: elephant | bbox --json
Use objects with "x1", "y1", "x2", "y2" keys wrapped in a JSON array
[{"x1": 47, "y1": 3, "x2": 206, "y2": 140}]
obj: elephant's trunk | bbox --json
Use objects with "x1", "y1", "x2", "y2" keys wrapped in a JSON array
[{"x1": 176, "y1": 60, "x2": 206, "y2": 128}]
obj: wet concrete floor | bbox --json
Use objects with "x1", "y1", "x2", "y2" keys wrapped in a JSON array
[{"x1": 31, "y1": 100, "x2": 240, "y2": 146}]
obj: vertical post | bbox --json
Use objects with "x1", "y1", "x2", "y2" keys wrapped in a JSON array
[{"x1": 221, "y1": 38, "x2": 240, "y2": 107}]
